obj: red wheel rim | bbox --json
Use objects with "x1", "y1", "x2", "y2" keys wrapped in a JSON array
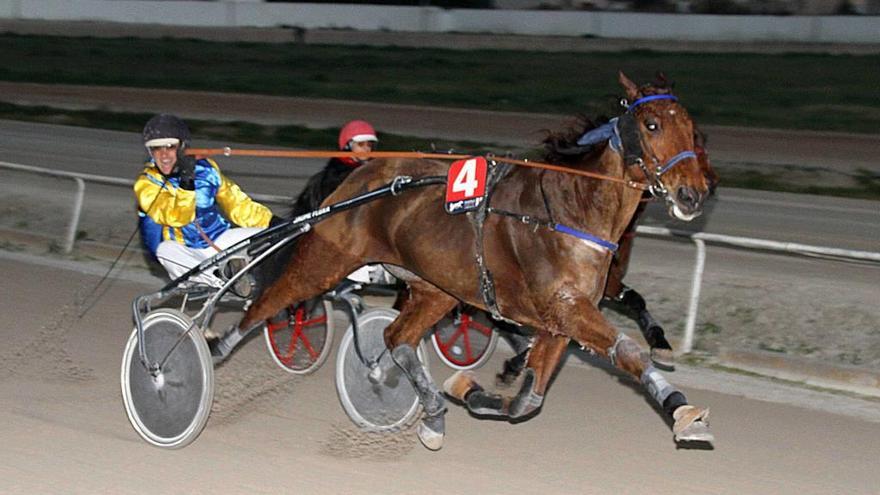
[
  {"x1": 433, "y1": 313, "x2": 494, "y2": 367},
  {"x1": 267, "y1": 304, "x2": 328, "y2": 367}
]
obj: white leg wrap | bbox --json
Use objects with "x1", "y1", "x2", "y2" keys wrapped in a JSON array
[{"x1": 641, "y1": 366, "x2": 676, "y2": 406}]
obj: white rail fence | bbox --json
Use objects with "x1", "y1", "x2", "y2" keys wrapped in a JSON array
[{"x1": 2, "y1": 160, "x2": 878, "y2": 354}]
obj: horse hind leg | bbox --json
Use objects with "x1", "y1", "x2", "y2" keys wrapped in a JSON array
[
  {"x1": 243, "y1": 233, "x2": 362, "y2": 327},
  {"x1": 445, "y1": 332, "x2": 567, "y2": 421},
  {"x1": 213, "y1": 234, "x2": 362, "y2": 362},
  {"x1": 494, "y1": 323, "x2": 534, "y2": 388},
  {"x1": 383, "y1": 281, "x2": 458, "y2": 451}
]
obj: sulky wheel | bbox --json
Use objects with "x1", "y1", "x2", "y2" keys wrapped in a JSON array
[
  {"x1": 431, "y1": 306, "x2": 499, "y2": 370},
  {"x1": 120, "y1": 309, "x2": 214, "y2": 449},
  {"x1": 335, "y1": 307, "x2": 429, "y2": 431},
  {"x1": 263, "y1": 297, "x2": 335, "y2": 375}
]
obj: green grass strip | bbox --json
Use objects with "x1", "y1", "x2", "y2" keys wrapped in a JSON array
[{"x1": 2, "y1": 33, "x2": 879, "y2": 133}]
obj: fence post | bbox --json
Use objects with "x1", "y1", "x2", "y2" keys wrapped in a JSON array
[
  {"x1": 681, "y1": 237, "x2": 706, "y2": 354},
  {"x1": 65, "y1": 178, "x2": 85, "y2": 254}
]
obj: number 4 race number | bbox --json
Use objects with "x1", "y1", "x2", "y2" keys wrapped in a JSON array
[{"x1": 445, "y1": 157, "x2": 488, "y2": 214}]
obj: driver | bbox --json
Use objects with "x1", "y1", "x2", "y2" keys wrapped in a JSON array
[
  {"x1": 290, "y1": 119, "x2": 379, "y2": 216},
  {"x1": 290, "y1": 119, "x2": 392, "y2": 285},
  {"x1": 134, "y1": 113, "x2": 281, "y2": 295}
]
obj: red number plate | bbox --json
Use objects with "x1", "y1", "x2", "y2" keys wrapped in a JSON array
[{"x1": 445, "y1": 157, "x2": 488, "y2": 214}]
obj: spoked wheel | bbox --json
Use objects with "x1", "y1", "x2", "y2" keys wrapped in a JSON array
[
  {"x1": 431, "y1": 306, "x2": 499, "y2": 370},
  {"x1": 263, "y1": 297, "x2": 335, "y2": 375},
  {"x1": 335, "y1": 307, "x2": 429, "y2": 431},
  {"x1": 120, "y1": 309, "x2": 213, "y2": 449}
]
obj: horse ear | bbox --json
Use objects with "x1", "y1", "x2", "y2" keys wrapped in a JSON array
[
  {"x1": 618, "y1": 71, "x2": 639, "y2": 101},
  {"x1": 654, "y1": 71, "x2": 669, "y2": 88}
]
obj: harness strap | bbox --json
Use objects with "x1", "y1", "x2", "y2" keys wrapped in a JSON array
[
  {"x1": 552, "y1": 224, "x2": 619, "y2": 252},
  {"x1": 488, "y1": 208, "x2": 618, "y2": 254},
  {"x1": 616, "y1": 113, "x2": 645, "y2": 167},
  {"x1": 538, "y1": 171, "x2": 556, "y2": 226},
  {"x1": 467, "y1": 160, "x2": 513, "y2": 323}
]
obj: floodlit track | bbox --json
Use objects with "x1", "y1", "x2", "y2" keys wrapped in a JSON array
[
  {"x1": 1, "y1": 107, "x2": 879, "y2": 493},
  {"x1": 0, "y1": 255, "x2": 878, "y2": 494}
]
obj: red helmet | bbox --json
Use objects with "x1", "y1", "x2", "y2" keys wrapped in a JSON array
[{"x1": 338, "y1": 120, "x2": 378, "y2": 150}]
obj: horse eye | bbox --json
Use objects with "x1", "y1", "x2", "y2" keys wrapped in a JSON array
[{"x1": 645, "y1": 120, "x2": 659, "y2": 132}]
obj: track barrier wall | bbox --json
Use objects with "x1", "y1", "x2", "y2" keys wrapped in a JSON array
[{"x1": 0, "y1": 1, "x2": 878, "y2": 43}]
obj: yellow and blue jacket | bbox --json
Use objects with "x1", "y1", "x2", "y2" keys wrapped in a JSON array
[{"x1": 134, "y1": 158, "x2": 272, "y2": 256}]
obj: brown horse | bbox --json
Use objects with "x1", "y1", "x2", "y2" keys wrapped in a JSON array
[
  {"x1": 232, "y1": 72, "x2": 714, "y2": 449},
  {"x1": 494, "y1": 118, "x2": 719, "y2": 384}
]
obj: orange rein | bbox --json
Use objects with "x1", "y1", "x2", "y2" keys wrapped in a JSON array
[{"x1": 186, "y1": 148, "x2": 649, "y2": 192}]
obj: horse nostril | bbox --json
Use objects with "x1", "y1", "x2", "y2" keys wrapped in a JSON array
[{"x1": 676, "y1": 186, "x2": 698, "y2": 208}]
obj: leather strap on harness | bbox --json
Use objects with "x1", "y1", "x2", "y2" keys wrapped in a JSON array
[
  {"x1": 616, "y1": 113, "x2": 645, "y2": 167},
  {"x1": 466, "y1": 160, "x2": 513, "y2": 323}
]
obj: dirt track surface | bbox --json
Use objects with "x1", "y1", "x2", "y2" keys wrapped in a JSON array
[{"x1": 1, "y1": 254, "x2": 879, "y2": 494}]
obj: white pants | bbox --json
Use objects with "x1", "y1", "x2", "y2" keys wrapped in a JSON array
[
  {"x1": 156, "y1": 227, "x2": 263, "y2": 286},
  {"x1": 346, "y1": 264, "x2": 395, "y2": 285}
]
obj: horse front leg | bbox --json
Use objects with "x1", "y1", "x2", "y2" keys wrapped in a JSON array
[
  {"x1": 603, "y1": 284, "x2": 674, "y2": 370},
  {"x1": 444, "y1": 331, "x2": 567, "y2": 420},
  {"x1": 383, "y1": 281, "x2": 458, "y2": 451},
  {"x1": 568, "y1": 301, "x2": 713, "y2": 445},
  {"x1": 604, "y1": 226, "x2": 674, "y2": 369}
]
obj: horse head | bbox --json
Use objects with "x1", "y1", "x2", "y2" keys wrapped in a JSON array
[{"x1": 618, "y1": 71, "x2": 710, "y2": 221}]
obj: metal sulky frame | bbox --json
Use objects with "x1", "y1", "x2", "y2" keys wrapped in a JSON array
[{"x1": 121, "y1": 174, "x2": 444, "y2": 449}]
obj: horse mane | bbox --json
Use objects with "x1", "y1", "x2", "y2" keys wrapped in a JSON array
[
  {"x1": 541, "y1": 72, "x2": 676, "y2": 165},
  {"x1": 540, "y1": 114, "x2": 610, "y2": 165}
]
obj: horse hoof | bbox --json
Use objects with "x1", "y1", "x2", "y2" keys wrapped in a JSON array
[
  {"x1": 417, "y1": 422, "x2": 444, "y2": 451},
  {"x1": 443, "y1": 370, "x2": 480, "y2": 402},
  {"x1": 673, "y1": 405, "x2": 714, "y2": 444},
  {"x1": 650, "y1": 347, "x2": 676, "y2": 371}
]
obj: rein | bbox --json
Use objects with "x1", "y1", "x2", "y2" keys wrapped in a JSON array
[{"x1": 185, "y1": 148, "x2": 649, "y2": 192}]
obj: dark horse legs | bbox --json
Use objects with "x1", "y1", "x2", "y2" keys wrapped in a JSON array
[
  {"x1": 382, "y1": 280, "x2": 459, "y2": 450},
  {"x1": 444, "y1": 296, "x2": 711, "y2": 443},
  {"x1": 229, "y1": 233, "x2": 366, "y2": 358}
]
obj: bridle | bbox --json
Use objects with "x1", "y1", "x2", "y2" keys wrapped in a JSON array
[{"x1": 620, "y1": 94, "x2": 698, "y2": 200}]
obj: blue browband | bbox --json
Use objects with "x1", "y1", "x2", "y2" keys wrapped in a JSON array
[
  {"x1": 553, "y1": 224, "x2": 619, "y2": 253},
  {"x1": 627, "y1": 94, "x2": 678, "y2": 112}
]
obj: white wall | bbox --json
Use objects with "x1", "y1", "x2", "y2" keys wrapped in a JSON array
[{"x1": 0, "y1": 0, "x2": 877, "y2": 43}]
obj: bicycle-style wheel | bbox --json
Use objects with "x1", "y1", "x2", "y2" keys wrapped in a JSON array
[
  {"x1": 335, "y1": 307, "x2": 429, "y2": 431},
  {"x1": 121, "y1": 309, "x2": 213, "y2": 449},
  {"x1": 431, "y1": 306, "x2": 499, "y2": 370},
  {"x1": 263, "y1": 297, "x2": 335, "y2": 375}
]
